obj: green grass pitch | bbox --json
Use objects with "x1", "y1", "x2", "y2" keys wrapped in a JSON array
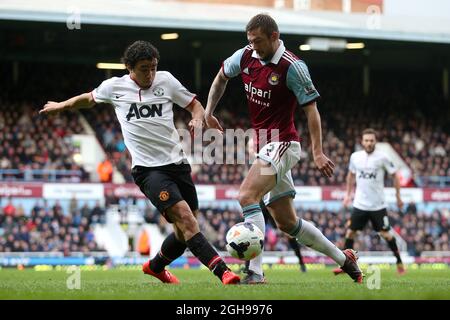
[{"x1": 0, "y1": 265, "x2": 449, "y2": 300}]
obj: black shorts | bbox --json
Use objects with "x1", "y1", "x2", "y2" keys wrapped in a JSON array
[
  {"x1": 349, "y1": 207, "x2": 391, "y2": 232},
  {"x1": 131, "y1": 163, "x2": 198, "y2": 223}
]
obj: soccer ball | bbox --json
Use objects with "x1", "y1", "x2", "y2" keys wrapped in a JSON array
[{"x1": 226, "y1": 222, "x2": 264, "y2": 261}]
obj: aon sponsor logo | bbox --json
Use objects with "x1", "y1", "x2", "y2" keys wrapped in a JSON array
[
  {"x1": 126, "y1": 103, "x2": 162, "y2": 121},
  {"x1": 358, "y1": 171, "x2": 377, "y2": 179}
]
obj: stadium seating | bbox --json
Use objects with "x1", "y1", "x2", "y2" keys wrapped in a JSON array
[
  {"x1": 1, "y1": 63, "x2": 447, "y2": 186},
  {"x1": 0, "y1": 64, "x2": 447, "y2": 255},
  {"x1": 0, "y1": 103, "x2": 89, "y2": 182},
  {"x1": 1, "y1": 199, "x2": 447, "y2": 255},
  {"x1": 0, "y1": 199, "x2": 105, "y2": 253},
  {"x1": 81, "y1": 74, "x2": 449, "y2": 187}
]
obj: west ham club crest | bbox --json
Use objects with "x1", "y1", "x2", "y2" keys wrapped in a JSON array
[{"x1": 268, "y1": 72, "x2": 280, "y2": 85}]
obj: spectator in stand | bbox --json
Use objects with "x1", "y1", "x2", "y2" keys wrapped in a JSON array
[
  {"x1": 97, "y1": 158, "x2": 113, "y2": 183},
  {"x1": 3, "y1": 198, "x2": 16, "y2": 217}
]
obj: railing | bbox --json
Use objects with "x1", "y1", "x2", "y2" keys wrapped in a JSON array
[
  {"x1": 0, "y1": 169, "x2": 82, "y2": 182},
  {"x1": 415, "y1": 176, "x2": 450, "y2": 188}
]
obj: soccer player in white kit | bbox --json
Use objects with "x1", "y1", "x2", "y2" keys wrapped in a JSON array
[
  {"x1": 40, "y1": 41, "x2": 240, "y2": 285},
  {"x1": 334, "y1": 128, "x2": 406, "y2": 275}
]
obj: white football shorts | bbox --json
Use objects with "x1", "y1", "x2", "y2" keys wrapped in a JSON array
[{"x1": 256, "y1": 141, "x2": 301, "y2": 205}]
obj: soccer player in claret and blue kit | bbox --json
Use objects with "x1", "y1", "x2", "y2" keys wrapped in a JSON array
[{"x1": 205, "y1": 13, "x2": 363, "y2": 284}]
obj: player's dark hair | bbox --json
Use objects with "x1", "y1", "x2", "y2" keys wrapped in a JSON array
[
  {"x1": 122, "y1": 41, "x2": 160, "y2": 69},
  {"x1": 246, "y1": 13, "x2": 279, "y2": 38},
  {"x1": 362, "y1": 128, "x2": 378, "y2": 139}
]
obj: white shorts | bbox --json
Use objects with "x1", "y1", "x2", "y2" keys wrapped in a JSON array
[{"x1": 256, "y1": 141, "x2": 301, "y2": 205}]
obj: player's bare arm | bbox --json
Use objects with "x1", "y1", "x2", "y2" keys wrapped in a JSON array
[
  {"x1": 393, "y1": 172, "x2": 404, "y2": 210},
  {"x1": 204, "y1": 69, "x2": 228, "y2": 133},
  {"x1": 303, "y1": 102, "x2": 335, "y2": 178},
  {"x1": 186, "y1": 99, "x2": 205, "y2": 134},
  {"x1": 39, "y1": 92, "x2": 96, "y2": 115},
  {"x1": 343, "y1": 171, "x2": 355, "y2": 207}
]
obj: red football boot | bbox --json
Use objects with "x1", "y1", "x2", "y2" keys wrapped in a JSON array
[
  {"x1": 142, "y1": 261, "x2": 180, "y2": 284},
  {"x1": 397, "y1": 263, "x2": 406, "y2": 275},
  {"x1": 340, "y1": 249, "x2": 364, "y2": 283},
  {"x1": 332, "y1": 267, "x2": 345, "y2": 275},
  {"x1": 221, "y1": 270, "x2": 240, "y2": 285}
]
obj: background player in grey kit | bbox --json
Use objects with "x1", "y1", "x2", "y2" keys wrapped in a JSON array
[
  {"x1": 334, "y1": 128, "x2": 406, "y2": 275},
  {"x1": 205, "y1": 13, "x2": 363, "y2": 284},
  {"x1": 39, "y1": 40, "x2": 240, "y2": 285}
]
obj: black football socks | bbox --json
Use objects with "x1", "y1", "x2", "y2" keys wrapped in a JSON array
[
  {"x1": 386, "y1": 237, "x2": 402, "y2": 264},
  {"x1": 289, "y1": 237, "x2": 305, "y2": 267},
  {"x1": 344, "y1": 238, "x2": 354, "y2": 250},
  {"x1": 186, "y1": 232, "x2": 228, "y2": 279},
  {"x1": 150, "y1": 232, "x2": 187, "y2": 273}
]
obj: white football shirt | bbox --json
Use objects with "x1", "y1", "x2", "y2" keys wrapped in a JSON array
[
  {"x1": 349, "y1": 149, "x2": 397, "y2": 211},
  {"x1": 91, "y1": 72, "x2": 195, "y2": 168}
]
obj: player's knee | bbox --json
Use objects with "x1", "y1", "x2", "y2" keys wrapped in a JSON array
[
  {"x1": 277, "y1": 222, "x2": 292, "y2": 234},
  {"x1": 275, "y1": 217, "x2": 297, "y2": 234},
  {"x1": 238, "y1": 189, "x2": 258, "y2": 207}
]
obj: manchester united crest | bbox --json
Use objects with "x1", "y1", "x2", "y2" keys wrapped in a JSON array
[
  {"x1": 153, "y1": 86, "x2": 164, "y2": 97},
  {"x1": 268, "y1": 72, "x2": 280, "y2": 85},
  {"x1": 159, "y1": 190, "x2": 170, "y2": 201}
]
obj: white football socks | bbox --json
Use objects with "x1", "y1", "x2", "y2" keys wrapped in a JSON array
[
  {"x1": 290, "y1": 219, "x2": 346, "y2": 266},
  {"x1": 242, "y1": 204, "x2": 265, "y2": 275}
]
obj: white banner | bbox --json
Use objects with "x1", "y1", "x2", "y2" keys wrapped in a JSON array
[
  {"x1": 43, "y1": 183, "x2": 104, "y2": 200},
  {"x1": 294, "y1": 187, "x2": 322, "y2": 201},
  {"x1": 195, "y1": 185, "x2": 216, "y2": 201}
]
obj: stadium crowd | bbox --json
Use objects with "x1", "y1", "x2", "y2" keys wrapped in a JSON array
[
  {"x1": 0, "y1": 103, "x2": 89, "y2": 181},
  {"x1": 0, "y1": 199, "x2": 104, "y2": 254},
  {"x1": 196, "y1": 205, "x2": 450, "y2": 257},
  {"x1": 81, "y1": 74, "x2": 449, "y2": 187},
  {"x1": 1, "y1": 197, "x2": 448, "y2": 256},
  {"x1": 0, "y1": 62, "x2": 448, "y2": 186},
  {"x1": 0, "y1": 62, "x2": 105, "y2": 182}
]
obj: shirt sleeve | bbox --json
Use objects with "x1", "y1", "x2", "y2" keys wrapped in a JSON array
[
  {"x1": 382, "y1": 156, "x2": 397, "y2": 175},
  {"x1": 286, "y1": 60, "x2": 320, "y2": 107},
  {"x1": 165, "y1": 72, "x2": 196, "y2": 108},
  {"x1": 91, "y1": 78, "x2": 115, "y2": 104},
  {"x1": 349, "y1": 154, "x2": 356, "y2": 174},
  {"x1": 222, "y1": 47, "x2": 245, "y2": 78}
]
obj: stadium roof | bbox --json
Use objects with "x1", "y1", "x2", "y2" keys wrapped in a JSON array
[{"x1": 1, "y1": 0, "x2": 450, "y2": 44}]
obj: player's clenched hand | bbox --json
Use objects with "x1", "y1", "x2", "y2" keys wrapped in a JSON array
[
  {"x1": 204, "y1": 114, "x2": 224, "y2": 134},
  {"x1": 188, "y1": 118, "x2": 204, "y2": 137},
  {"x1": 313, "y1": 153, "x2": 335, "y2": 178},
  {"x1": 39, "y1": 101, "x2": 64, "y2": 116}
]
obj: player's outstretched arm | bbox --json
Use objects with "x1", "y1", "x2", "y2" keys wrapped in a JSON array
[
  {"x1": 39, "y1": 92, "x2": 96, "y2": 116},
  {"x1": 303, "y1": 102, "x2": 335, "y2": 178},
  {"x1": 343, "y1": 171, "x2": 355, "y2": 207},
  {"x1": 204, "y1": 69, "x2": 228, "y2": 133}
]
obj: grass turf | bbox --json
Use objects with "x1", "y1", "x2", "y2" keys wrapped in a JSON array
[{"x1": 0, "y1": 265, "x2": 449, "y2": 300}]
